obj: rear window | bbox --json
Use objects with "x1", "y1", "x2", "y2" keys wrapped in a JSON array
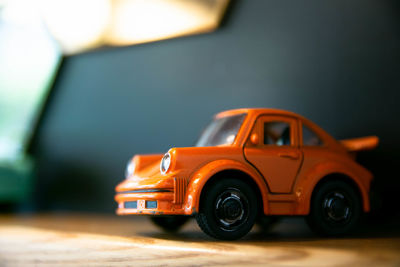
[{"x1": 302, "y1": 125, "x2": 323, "y2": 146}]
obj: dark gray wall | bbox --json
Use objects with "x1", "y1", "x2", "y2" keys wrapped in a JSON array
[{"x1": 32, "y1": 0, "x2": 400, "y2": 213}]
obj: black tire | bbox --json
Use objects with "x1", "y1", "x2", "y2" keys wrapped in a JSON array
[
  {"x1": 306, "y1": 180, "x2": 362, "y2": 236},
  {"x1": 195, "y1": 178, "x2": 258, "y2": 240},
  {"x1": 150, "y1": 216, "x2": 189, "y2": 233}
]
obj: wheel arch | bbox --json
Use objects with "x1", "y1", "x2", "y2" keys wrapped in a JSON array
[
  {"x1": 199, "y1": 169, "x2": 263, "y2": 214},
  {"x1": 183, "y1": 160, "x2": 269, "y2": 215},
  {"x1": 303, "y1": 172, "x2": 369, "y2": 214}
]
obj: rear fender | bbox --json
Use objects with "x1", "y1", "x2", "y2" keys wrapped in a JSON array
[{"x1": 296, "y1": 162, "x2": 371, "y2": 214}]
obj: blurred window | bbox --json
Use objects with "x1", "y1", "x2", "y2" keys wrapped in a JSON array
[
  {"x1": 302, "y1": 125, "x2": 323, "y2": 146},
  {"x1": 264, "y1": 121, "x2": 292, "y2": 146},
  {"x1": 196, "y1": 113, "x2": 246, "y2": 147}
]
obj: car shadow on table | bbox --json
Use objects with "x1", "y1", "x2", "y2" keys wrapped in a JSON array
[{"x1": 138, "y1": 215, "x2": 400, "y2": 244}]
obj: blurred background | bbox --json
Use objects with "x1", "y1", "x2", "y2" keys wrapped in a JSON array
[{"x1": 0, "y1": 0, "x2": 399, "y2": 219}]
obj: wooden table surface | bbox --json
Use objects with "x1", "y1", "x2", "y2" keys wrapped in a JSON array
[{"x1": 0, "y1": 213, "x2": 399, "y2": 266}]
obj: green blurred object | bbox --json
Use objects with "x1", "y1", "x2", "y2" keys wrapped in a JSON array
[
  {"x1": 0, "y1": 157, "x2": 34, "y2": 203},
  {"x1": 0, "y1": 1, "x2": 61, "y2": 205}
]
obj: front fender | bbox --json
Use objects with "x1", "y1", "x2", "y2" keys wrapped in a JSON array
[
  {"x1": 183, "y1": 159, "x2": 269, "y2": 215},
  {"x1": 132, "y1": 154, "x2": 163, "y2": 174}
]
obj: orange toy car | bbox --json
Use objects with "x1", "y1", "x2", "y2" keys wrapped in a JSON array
[{"x1": 115, "y1": 108, "x2": 378, "y2": 240}]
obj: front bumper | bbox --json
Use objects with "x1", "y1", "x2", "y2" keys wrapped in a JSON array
[{"x1": 115, "y1": 175, "x2": 188, "y2": 215}]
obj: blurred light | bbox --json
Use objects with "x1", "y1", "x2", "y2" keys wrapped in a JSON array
[
  {"x1": 39, "y1": 0, "x2": 111, "y2": 54},
  {"x1": 0, "y1": 0, "x2": 61, "y2": 160},
  {"x1": 38, "y1": 0, "x2": 229, "y2": 54},
  {"x1": 1, "y1": 0, "x2": 39, "y2": 25},
  {"x1": 226, "y1": 134, "x2": 235, "y2": 144},
  {"x1": 106, "y1": 0, "x2": 229, "y2": 46}
]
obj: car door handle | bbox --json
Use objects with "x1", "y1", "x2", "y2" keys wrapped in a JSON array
[{"x1": 278, "y1": 151, "x2": 300, "y2": 160}]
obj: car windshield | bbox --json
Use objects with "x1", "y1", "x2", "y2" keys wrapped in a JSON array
[{"x1": 196, "y1": 113, "x2": 246, "y2": 147}]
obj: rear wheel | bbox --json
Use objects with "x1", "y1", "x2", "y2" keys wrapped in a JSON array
[
  {"x1": 306, "y1": 180, "x2": 362, "y2": 236},
  {"x1": 150, "y1": 216, "x2": 189, "y2": 233},
  {"x1": 196, "y1": 178, "x2": 258, "y2": 240}
]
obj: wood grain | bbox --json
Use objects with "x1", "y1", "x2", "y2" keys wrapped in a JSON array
[{"x1": 0, "y1": 214, "x2": 399, "y2": 266}]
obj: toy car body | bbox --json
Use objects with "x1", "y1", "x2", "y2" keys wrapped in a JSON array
[{"x1": 115, "y1": 108, "x2": 378, "y2": 239}]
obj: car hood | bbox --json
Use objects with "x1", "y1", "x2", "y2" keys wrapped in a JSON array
[
  {"x1": 116, "y1": 146, "x2": 245, "y2": 192},
  {"x1": 132, "y1": 146, "x2": 245, "y2": 178},
  {"x1": 165, "y1": 146, "x2": 244, "y2": 176}
]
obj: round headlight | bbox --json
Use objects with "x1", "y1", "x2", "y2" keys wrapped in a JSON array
[
  {"x1": 125, "y1": 160, "x2": 135, "y2": 179},
  {"x1": 160, "y1": 153, "x2": 171, "y2": 175}
]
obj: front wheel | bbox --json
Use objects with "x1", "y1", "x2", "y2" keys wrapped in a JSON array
[
  {"x1": 306, "y1": 180, "x2": 362, "y2": 236},
  {"x1": 150, "y1": 216, "x2": 189, "y2": 233},
  {"x1": 195, "y1": 178, "x2": 258, "y2": 240}
]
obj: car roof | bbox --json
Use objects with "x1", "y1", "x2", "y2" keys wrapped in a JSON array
[
  {"x1": 215, "y1": 108, "x2": 302, "y2": 119},
  {"x1": 216, "y1": 108, "x2": 342, "y2": 151}
]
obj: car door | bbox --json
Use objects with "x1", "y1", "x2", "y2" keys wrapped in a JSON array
[{"x1": 244, "y1": 115, "x2": 303, "y2": 193}]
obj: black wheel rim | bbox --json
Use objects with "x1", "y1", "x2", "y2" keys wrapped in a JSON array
[
  {"x1": 214, "y1": 188, "x2": 249, "y2": 231},
  {"x1": 322, "y1": 191, "x2": 353, "y2": 226}
]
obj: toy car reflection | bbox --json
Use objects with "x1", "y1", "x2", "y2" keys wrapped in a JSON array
[{"x1": 115, "y1": 108, "x2": 378, "y2": 240}]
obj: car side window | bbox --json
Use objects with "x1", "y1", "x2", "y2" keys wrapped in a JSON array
[
  {"x1": 264, "y1": 121, "x2": 291, "y2": 146},
  {"x1": 302, "y1": 124, "x2": 323, "y2": 146}
]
